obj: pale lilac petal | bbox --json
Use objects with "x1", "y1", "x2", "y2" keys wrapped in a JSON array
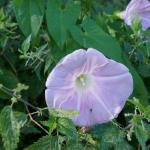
[
  {"x1": 123, "y1": 0, "x2": 150, "y2": 30},
  {"x1": 85, "y1": 48, "x2": 109, "y2": 73},
  {"x1": 45, "y1": 89, "x2": 54, "y2": 107},
  {"x1": 91, "y1": 60, "x2": 133, "y2": 113},
  {"x1": 45, "y1": 89, "x2": 74, "y2": 108},
  {"x1": 138, "y1": 0, "x2": 150, "y2": 11},
  {"x1": 73, "y1": 92, "x2": 112, "y2": 126},
  {"x1": 46, "y1": 64, "x2": 74, "y2": 91},
  {"x1": 46, "y1": 49, "x2": 87, "y2": 89},
  {"x1": 124, "y1": 0, "x2": 140, "y2": 21},
  {"x1": 60, "y1": 49, "x2": 87, "y2": 75},
  {"x1": 92, "y1": 59, "x2": 129, "y2": 76},
  {"x1": 140, "y1": 12, "x2": 150, "y2": 30},
  {"x1": 58, "y1": 91, "x2": 79, "y2": 110},
  {"x1": 92, "y1": 73, "x2": 133, "y2": 117},
  {"x1": 45, "y1": 48, "x2": 133, "y2": 127}
]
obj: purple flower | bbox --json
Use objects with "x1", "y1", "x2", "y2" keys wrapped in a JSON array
[
  {"x1": 45, "y1": 48, "x2": 133, "y2": 127},
  {"x1": 123, "y1": 0, "x2": 150, "y2": 31}
]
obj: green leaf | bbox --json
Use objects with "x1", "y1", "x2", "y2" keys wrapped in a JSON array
[
  {"x1": 23, "y1": 73, "x2": 44, "y2": 98},
  {"x1": 40, "y1": 116, "x2": 57, "y2": 133},
  {"x1": 44, "y1": 54, "x2": 52, "y2": 74},
  {"x1": 122, "y1": 55, "x2": 148, "y2": 105},
  {"x1": 70, "y1": 18, "x2": 123, "y2": 62},
  {"x1": 134, "y1": 126, "x2": 148, "y2": 150},
  {"x1": 0, "y1": 106, "x2": 23, "y2": 150},
  {"x1": 0, "y1": 69, "x2": 18, "y2": 99},
  {"x1": 25, "y1": 135, "x2": 61, "y2": 150},
  {"x1": 70, "y1": 18, "x2": 148, "y2": 104},
  {"x1": 91, "y1": 123, "x2": 133, "y2": 150},
  {"x1": 138, "y1": 63, "x2": 150, "y2": 78},
  {"x1": 14, "y1": 111, "x2": 27, "y2": 127},
  {"x1": 143, "y1": 122, "x2": 150, "y2": 137},
  {"x1": 132, "y1": 116, "x2": 148, "y2": 150},
  {"x1": 144, "y1": 106, "x2": 150, "y2": 119},
  {"x1": 143, "y1": 29, "x2": 150, "y2": 36},
  {"x1": 46, "y1": 0, "x2": 80, "y2": 49},
  {"x1": 49, "y1": 108, "x2": 79, "y2": 118},
  {"x1": 21, "y1": 34, "x2": 32, "y2": 53},
  {"x1": 57, "y1": 118, "x2": 77, "y2": 140},
  {"x1": 64, "y1": 141, "x2": 84, "y2": 150},
  {"x1": 13, "y1": 0, "x2": 44, "y2": 36},
  {"x1": 128, "y1": 98, "x2": 145, "y2": 112},
  {"x1": 21, "y1": 124, "x2": 41, "y2": 135},
  {"x1": 115, "y1": 142, "x2": 134, "y2": 150}
]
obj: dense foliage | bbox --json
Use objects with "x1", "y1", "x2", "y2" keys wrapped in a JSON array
[{"x1": 0, "y1": 0, "x2": 150, "y2": 149}]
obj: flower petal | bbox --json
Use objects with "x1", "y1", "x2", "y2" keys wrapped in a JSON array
[
  {"x1": 124, "y1": 0, "x2": 150, "y2": 30},
  {"x1": 46, "y1": 64, "x2": 74, "y2": 90},
  {"x1": 45, "y1": 89, "x2": 54, "y2": 107},
  {"x1": 138, "y1": 0, "x2": 150, "y2": 11},
  {"x1": 45, "y1": 89, "x2": 75, "y2": 108},
  {"x1": 90, "y1": 59, "x2": 133, "y2": 120},
  {"x1": 92, "y1": 59, "x2": 129, "y2": 77},
  {"x1": 58, "y1": 91, "x2": 79, "y2": 110},
  {"x1": 124, "y1": 0, "x2": 140, "y2": 24},
  {"x1": 91, "y1": 71, "x2": 133, "y2": 118},
  {"x1": 73, "y1": 92, "x2": 113, "y2": 126},
  {"x1": 60, "y1": 49, "x2": 87, "y2": 75},
  {"x1": 85, "y1": 48, "x2": 109, "y2": 73},
  {"x1": 45, "y1": 48, "x2": 133, "y2": 127},
  {"x1": 140, "y1": 12, "x2": 150, "y2": 30}
]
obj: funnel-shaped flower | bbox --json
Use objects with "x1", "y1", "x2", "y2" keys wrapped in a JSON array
[
  {"x1": 45, "y1": 48, "x2": 133, "y2": 127},
  {"x1": 123, "y1": 0, "x2": 150, "y2": 31}
]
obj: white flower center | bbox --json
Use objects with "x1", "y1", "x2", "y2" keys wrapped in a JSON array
[{"x1": 75, "y1": 74, "x2": 92, "y2": 91}]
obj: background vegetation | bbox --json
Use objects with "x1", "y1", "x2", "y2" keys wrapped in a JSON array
[{"x1": 0, "y1": 0, "x2": 150, "y2": 149}]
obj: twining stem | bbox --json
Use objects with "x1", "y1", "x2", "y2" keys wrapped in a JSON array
[
  {"x1": 27, "y1": 107, "x2": 49, "y2": 116},
  {"x1": 0, "y1": 84, "x2": 49, "y2": 134},
  {"x1": 24, "y1": 104, "x2": 49, "y2": 134},
  {"x1": 0, "y1": 85, "x2": 39, "y2": 111},
  {"x1": 138, "y1": 144, "x2": 140, "y2": 150}
]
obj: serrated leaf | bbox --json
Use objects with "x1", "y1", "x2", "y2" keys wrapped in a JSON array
[
  {"x1": 91, "y1": 123, "x2": 133, "y2": 150},
  {"x1": 78, "y1": 133, "x2": 97, "y2": 149},
  {"x1": 115, "y1": 141, "x2": 134, "y2": 150},
  {"x1": 0, "y1": 106, "x2": 22, "y2": 150},
  {"x1": 25, "y1": 135, "x2": 62, "y2": 150},
  {"x1": 144, "y1": 106, "x2": 150, "y2": 119},
  {"x1": 44, "y1": 54, "x2": 52, "y2": 74},
  {"x1": 64, "y1": 141, "x2": 83, "y2": 150},
  {"x1": 0, "y1": 69, "x2": 18, "y2": 99},
  {"x1": 21, "y1": 124, "x2": 41, "y2": 135},
  {"x1": 128, "y1": 98, "x2": 145, "y2": 112},
  {"x1": 13, "y1": 0, "x2": 44, "y2": 36},
  {"x1": 143, "y1": 122, "x2": 150, "y2": 136},
  {"x1": 132, "y1": 116, "x2": 148, "y2": 150},
  {"x1": 49, "y1": 108, "x2": 79, "y2": 118},
  {"x1": 58, "y1": 118, "x2": 77, "y2": 140},
  {"x1": 40, "y1": 116, "x2": 57, "y2": 133},
  {"x1": 46, "y1": 0, "x2": 80, "y2": 48},
  {"x1": 134, "y1": 126, "x2": 148, "y2": 150},
  {"x1": 14, "y1": 111, "x2": 27, "y2": 127},
  {"x1": 21, "y1": 34, "x2": 32, "y2": 53}
]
